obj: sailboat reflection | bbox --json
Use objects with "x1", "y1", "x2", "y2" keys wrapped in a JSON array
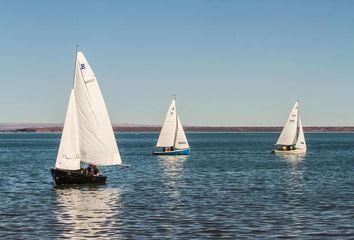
[
  {"x1": 158, "y1": 156, "x2": 188, "y2": 177},
  {"x1": 158, "y1": 156, "x2": 188, "y2": 198},
  {"x1": 276, "y1": 152, "x2": 306, "y2": 164},
  {"x1": 279, "y1": 152, "x2": 306, "y2": 191},
  {"x1": 54, "y1": 186, "x2": 121, "y2": 239}
]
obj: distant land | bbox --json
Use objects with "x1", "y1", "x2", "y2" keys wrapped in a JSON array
[{"x1": 0, "y1": 123, "x2": 354, "y2": 133}]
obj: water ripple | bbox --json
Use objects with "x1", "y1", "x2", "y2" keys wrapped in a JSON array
[{"x1": 1, "y1": 133, "x2": 354, "y2": 239}]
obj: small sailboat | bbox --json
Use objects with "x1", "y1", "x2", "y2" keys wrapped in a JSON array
[
  {"x1": 51, "y1": 48, "x2": 122, "y2": 185},
  {"x1": 273, "y1": 101, "x2": 307, "y2": 154},
  {"x1": 153, "y1": 97, "x2": 190, "y2": 155}
]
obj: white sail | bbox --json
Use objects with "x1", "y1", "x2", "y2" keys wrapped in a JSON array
[
  {"x1": 295, "y1": 118, "x2": 306, "y2": 150},
  {"x1": 73, "y1": 51, "x2": 121, "y2": 166},
  {"x1": 174, "y1": 116, "x2": 189, "y2": 149},
  {"x1": 156, "y1": 99, "x2": 177, "y2": 147},
  {"x1": 55, "y1": 90, "x2": 81, "y2": 170},
  {"x1": 276, "y1": 102, "x2": 299, "y2": 146}
]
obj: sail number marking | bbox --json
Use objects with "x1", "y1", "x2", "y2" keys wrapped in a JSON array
[{"x1": 62, "y1": 154, "x2": 80, "y2": 159}]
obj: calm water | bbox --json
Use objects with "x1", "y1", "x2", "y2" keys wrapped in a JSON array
[{"x1": 0, "y1": 132, "x2": 354, "y2": 239}]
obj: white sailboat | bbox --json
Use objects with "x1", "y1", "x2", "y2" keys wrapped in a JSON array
[
  {"x1": 153, "y1": 97, "x2": 190, "y2": 155},
  {"x1": 51, "y1": 48, "x2": 121, "y2": 185},
  {"x1": 273, "y1": 101, "x2": 307, "y2": 153}
]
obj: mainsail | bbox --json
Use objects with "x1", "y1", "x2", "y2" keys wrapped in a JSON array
[
  {"x1": 55, "y1": 50, "x2": 121, "y2": 170},
  {"x1": 156, "y1": 99, "x2": 177, "y2": 147},
  {"x1": 276, "y1": 102, "x2": 299, "y2": 146},
  {"x1": 156, "y1": 98, "x2": 189, "y2": 149}
]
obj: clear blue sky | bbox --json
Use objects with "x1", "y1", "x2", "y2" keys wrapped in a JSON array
[{"x1": 0, "y1": 0, "x2": 353, "y2": 126}]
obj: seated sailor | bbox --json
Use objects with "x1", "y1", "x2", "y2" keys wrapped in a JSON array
[{"x1": 87, "y1": 164, "x2": 100, "y2": 176}]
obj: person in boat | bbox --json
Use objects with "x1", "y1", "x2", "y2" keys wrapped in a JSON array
[
  {"x1": 93, "y1": 165, "x2": 99, "y2": 176},
  {"x1": 87, "y1": 164, "x2": 100, "y2": 176},
  {"x1": 163, "y1": 147, "x2": 173, "y2": 152},
  {"x1": 80, "y1": 168, "x2": 87, "y2": 174},
  {"x1": 166, "y1": 147, "x2": 174, "y2": 152},
  {"x1": 87, "y1": 164, "x2": 93, "y2": 175}
]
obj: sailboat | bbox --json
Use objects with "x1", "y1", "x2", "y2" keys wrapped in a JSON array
[
  {"x1": 153, "y1": 97, "x2": 190, "y2": 155},
  {"x1": 273, "y1": 101, "x2": 307, "y2": 153},
  {"x1": 51, "y1": 48, "x2": 122, "y2": 185}
]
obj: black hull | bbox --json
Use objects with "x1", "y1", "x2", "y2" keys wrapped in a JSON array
[{"x1": 50, "y1": 168, "x2": 107, "y2": 185}]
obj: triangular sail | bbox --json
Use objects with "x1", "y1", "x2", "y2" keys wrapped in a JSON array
[
  {"x1": 276, "y1": 102, "x2": 299, "y2": 146},
  {"x1": 156, "y1": 99, "x2": 177, "y2": 147},
  {"x1": 74, "y1": 51, "x2": 121, "y2": 166},
  {"x1": 55, "y1": 90, "x2": 80, "y2": 170},
  {"x1": 295, "y1": 118, "x2": 306, "y2": 150},
  {"x1": 174, "y1": 116, "x2": 189, "y2": 149}
]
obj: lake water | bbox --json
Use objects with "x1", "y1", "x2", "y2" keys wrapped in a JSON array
[{"x1": 0, "y1": 132, "x2": 354, "y2": 239}]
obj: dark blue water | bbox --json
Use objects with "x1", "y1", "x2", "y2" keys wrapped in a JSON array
[{"x1": 1, "y1": 132, "x2": 354, "y2": 239}]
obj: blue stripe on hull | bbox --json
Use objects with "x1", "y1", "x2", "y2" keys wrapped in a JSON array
[{"x1": 153, "y1": 148, "x2": 190, "y2": 156}]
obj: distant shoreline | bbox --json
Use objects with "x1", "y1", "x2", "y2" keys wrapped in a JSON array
[{"x1": 1, "y1": 126, "x2": 354, "y2": 133}]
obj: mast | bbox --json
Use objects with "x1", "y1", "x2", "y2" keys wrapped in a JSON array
[
  {"x1": 294, "y1": 101, "x2": 300, "y2": 145},
  {"x1": 72, "y1": 45, "x2": 81, "y2": 162},
  {"x1": 173, "y1": 95, "x2": 178, "y2": 147},
  {"x1": 72, "y1": 45, "x2": 79, "y2": 88}
]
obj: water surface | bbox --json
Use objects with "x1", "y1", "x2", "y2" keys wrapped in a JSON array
[{"x1": 0, "y1": 132, "x2": 354, "y2": 239}]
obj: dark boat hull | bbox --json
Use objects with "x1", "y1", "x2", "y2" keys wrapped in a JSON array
[{"x1": 50, "y1": 168, "x2": 107, "y2": 185}]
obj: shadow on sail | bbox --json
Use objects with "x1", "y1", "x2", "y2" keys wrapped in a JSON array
[{"x1": 53, "y1": 186, "x2": 121, "y2": 239}]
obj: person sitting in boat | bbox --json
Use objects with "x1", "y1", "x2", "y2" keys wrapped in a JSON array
[
  {"x1": 163, "y1": 147, "x2": 173, "y2": 152},
  {"x1": 92, "y1": 165, "x2": 99, "y2": 176},
  {"x1": 80, "y1": 168, "x2": 87, "y2": 174},
  {"x1": 87, "y1": 164, "x2": 100, "y2": 176},
  {"x1": 87, "y1": 164, "x2": 94, "y2": 175}
]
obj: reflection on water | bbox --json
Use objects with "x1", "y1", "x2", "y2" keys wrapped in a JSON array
[
  {"x1": 158, "y1": 156, "x2": 188, "y2": 173},
  {"x1": 276, "y1": 153, "x2": 305, "y2": 187},
  {"x1": 158, "y1": 156, "x2": 188, "y2": 199},
  {"x1": 2, "y1": 133, "x2": 354, "y2": 238},
  {"x1": 54, "y1": 186, "x2": 121, "y2": 239},
  {"x1": 276, "y1": 153, "x2": 306, "y2": 164},
  {"x1": 158, "y1": 156, "x2": 188, "y2": 181}
]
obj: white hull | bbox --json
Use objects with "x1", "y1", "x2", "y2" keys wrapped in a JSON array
[{"x1": 273, "y1": 149, "x2": 307, "y2": 154}]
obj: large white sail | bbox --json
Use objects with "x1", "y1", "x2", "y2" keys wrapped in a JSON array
[
  {"x1": 276, "y1": 102, "x2": 299, "y2": 146},
  {"x1": 73, "y1": 51, "x2": 121, "y2": 166},
  {"x1": 156, "y1": 99, "x2": 177, "y2": 147},
  {"x1": 55, "y1": 90, "x2": 81, "y2": 170},
  {"x1": 174, "y1": 116, "x2": 189, "y2": 149},
  {"x1": 295, "y1": 118, "x2": 306, "y2": 150}
]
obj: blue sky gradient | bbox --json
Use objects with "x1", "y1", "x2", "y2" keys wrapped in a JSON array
[{"x1": 0, "y1": 0, "x2": 353, "y2": 126}]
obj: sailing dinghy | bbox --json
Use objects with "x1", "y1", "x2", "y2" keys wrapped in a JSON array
[
  {"x1": 51, "y1": 48, "x2": 122, "y2": 185},
  {"x1": 153, "y1": 97, "x2": 190, "y2": 155},
  {"x1": 273, "y1": 101, "x2": 307, "y2": 154}
]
